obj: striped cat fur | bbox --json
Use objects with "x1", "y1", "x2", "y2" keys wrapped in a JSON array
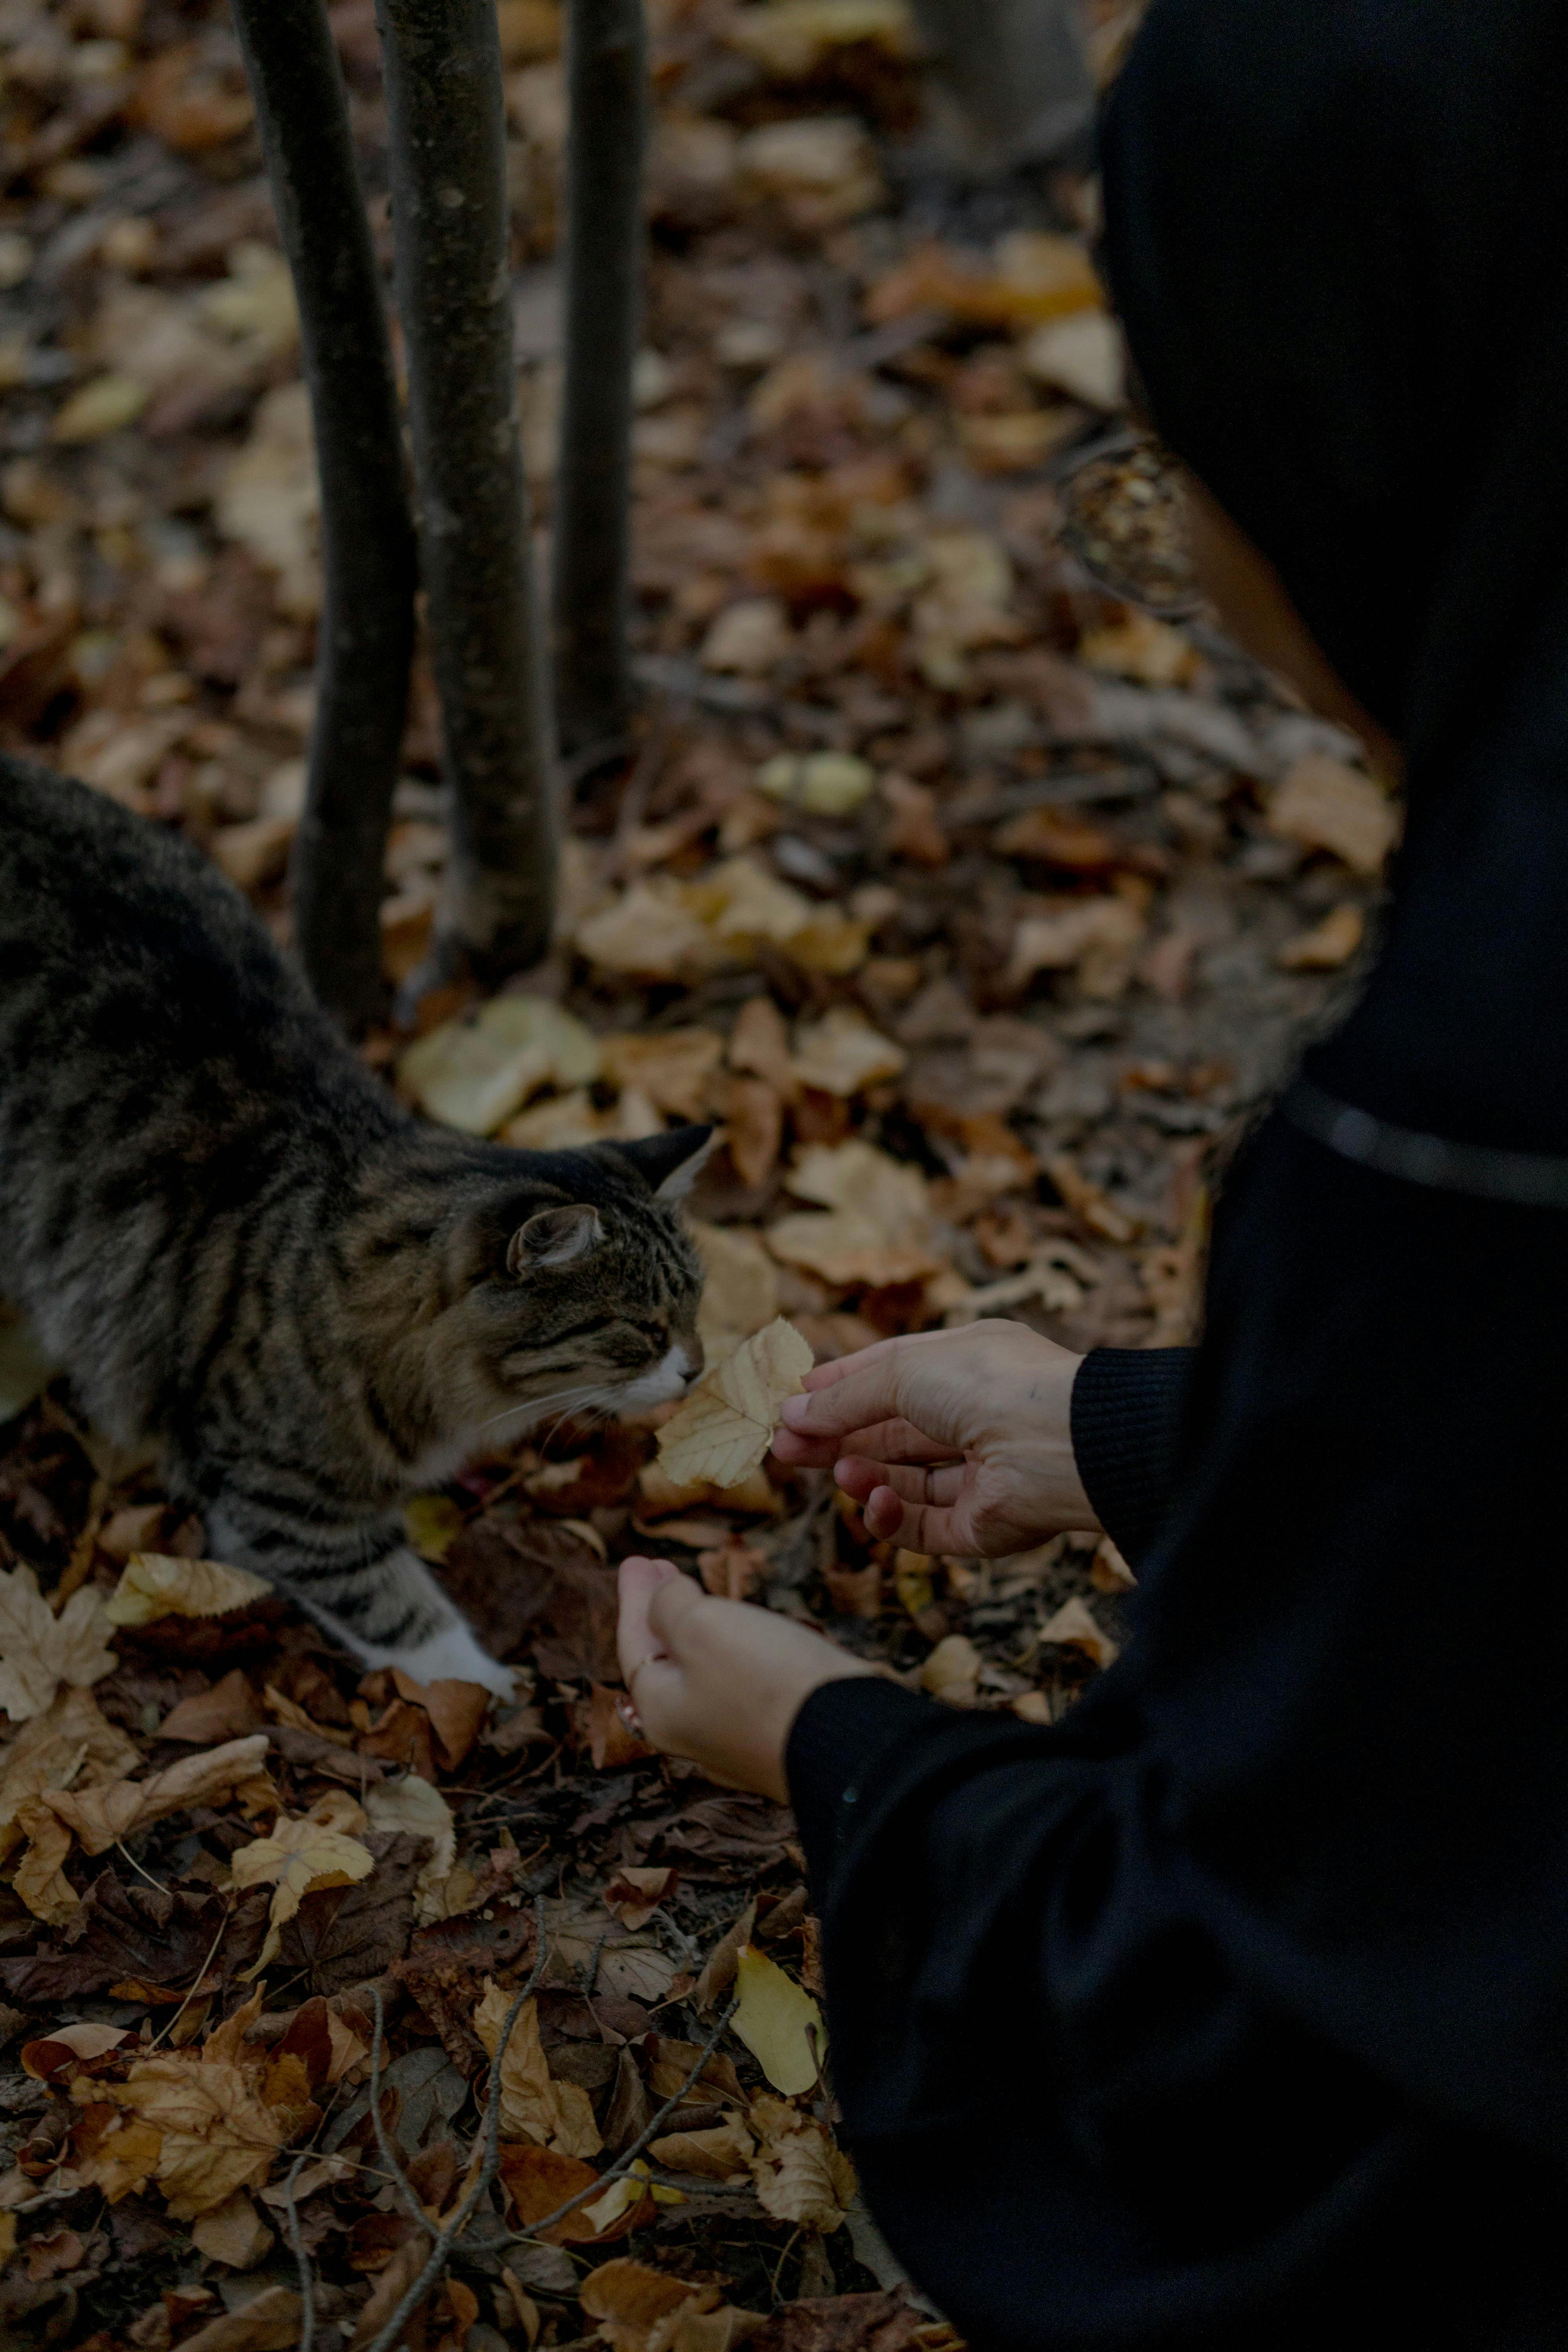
[{"x1": 0, "y1": 753, "x2": 710, "y2": 1696}]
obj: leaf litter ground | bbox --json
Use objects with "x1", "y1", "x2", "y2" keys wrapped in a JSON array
[{"x1": 0, "y1": 0, "x2": 1399, "y2": 2342}]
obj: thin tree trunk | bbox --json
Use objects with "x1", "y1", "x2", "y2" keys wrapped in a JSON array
[
  {"x1": 231, "y1": 0, "x2": 417, "y2": 1031},
  {"x1": 374, "y1": 0, "x2": 558, "y2": 982},
  {"x1": 553, "y1": 0, "x2": 648, "y2": 761}
]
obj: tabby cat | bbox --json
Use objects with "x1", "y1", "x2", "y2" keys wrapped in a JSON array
[{"x1": 0, "y1": 751, "x2": 710, "y2": 1695}]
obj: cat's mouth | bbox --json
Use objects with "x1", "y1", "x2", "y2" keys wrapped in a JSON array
[{"x1": 614, "y1": 1340, "x2": 703, "y2": 1411}]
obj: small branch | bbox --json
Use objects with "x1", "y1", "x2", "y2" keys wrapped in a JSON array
[
  {"x1": 553, "y1": 0, "x2": 649, "y2": 759},
  {"x1": 370, "y1": 1984, "x2": 440, "y2": 2237},
  {"x1": 280, "y1": 2147, "x2": 318, "y2": 2352},
  {"x1": 230, "y1": 0, "x2": 417, "y2": 1031},
  {"x1": 363, "y1": 1900, "x2": 549, "y2": 2352},
  {"x1": 375, "y1": 0, "x2": 558, "y2": 986}
]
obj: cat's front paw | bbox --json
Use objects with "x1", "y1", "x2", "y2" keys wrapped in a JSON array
[{"x1": 390, "y1": 1620, "x2": 515, "y2": 1700}]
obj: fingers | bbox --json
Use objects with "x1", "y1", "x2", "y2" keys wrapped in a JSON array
[
  {"x1": 778, "y1": 1341, "x2": 953, "y2": 1452},
  {"x1": 646, "y1": 1563, "x2": 710, "y2": 1651},
  {"x1": 862, "y1": 1484, "x2": 962, "y2": 1552},
  {"x1": 773, "y1": 1414, "x2": 960, "y2": 1469},
  {"x1": 616, "y1": 1555, "x2": 682, "y2": 1683}
]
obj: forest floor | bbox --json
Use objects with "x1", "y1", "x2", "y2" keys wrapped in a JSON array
[{"x1": 0, "y1": 0, "x2": 1399, "y2": 2346}]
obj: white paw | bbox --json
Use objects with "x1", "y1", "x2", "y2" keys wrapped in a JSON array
[{"x1": 383, "y1": 1620, "x2": 515, "y2": 1699}]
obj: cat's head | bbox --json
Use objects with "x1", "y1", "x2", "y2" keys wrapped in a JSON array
[{"x1": 416, "y1": 1123, "x2": 714, "y2": 1450}]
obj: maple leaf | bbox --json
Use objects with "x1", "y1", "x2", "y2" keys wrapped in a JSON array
[
  {"x1": 229, "y1": 1789, "x2": 374, "y2": 1975},
  {"x1": 39, "y1": 1732, "x2": 272, "y2": 1856},
  {"x1": 656, "y1": 1317, "x2": 813, "y2": 1491},
  {"x1": 363, "y1": 1771, "x2": 456, "y2": 1925},
  {"x1": 0, "y1": 1684, "x2": 139, "y2": 1864},
  {"x1": 85, "y1": 2045, "x2": 287, "y2": 2218},
  {"x1": 0, "y1": 1562, "x2": 116, "y2": 1722}
]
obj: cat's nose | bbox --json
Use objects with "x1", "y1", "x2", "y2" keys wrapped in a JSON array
[{"x1": 678, "y1": 1337, "x2": 704, "y2": 1385}]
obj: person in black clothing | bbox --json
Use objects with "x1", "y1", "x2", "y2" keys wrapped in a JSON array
[{"x1": 618, "y1": 3, "x2": 1568, "y2": 2341}]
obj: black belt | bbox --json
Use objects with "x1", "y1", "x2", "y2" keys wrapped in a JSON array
[{"x1": 1282, "y1": 1076, "x2": 1568, "y2": 1208}]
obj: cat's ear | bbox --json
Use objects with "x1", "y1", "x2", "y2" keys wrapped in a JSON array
[
  {"x1": 506, "y1": 1204, "x2": 604, "y2": 1274},
  {"x1": 612, "y1": 1123, "x2": 715, "y2": 1203}
]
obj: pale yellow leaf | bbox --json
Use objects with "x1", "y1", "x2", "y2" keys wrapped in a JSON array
[
  {"x1": 227, "y1": 1790, "x2": 374, "y2": 1976},
  {"x1": 399, "y1": 995, "x2": 600, "y2": 1135},
  {"x1": 365, "y1": 1773, "x2": 456, "y2": 1926},
  {"x1": 789, "y1": 1008, "x2": 906, "y2": 1098},
  {"x1": 1038, "y1": 1595, "x2": 1118, "y2": 1669},
  {"x1": 107, "y1": 1552, "x2": 270, "y2": 1626},
  {"x1": 577, "y1": 880, "x2": 719, "y2": 980},
  {"x1": 918, "y1": 1632, "x2": 981, "y2": 1706},
  {"x1": 1266, "y1": 753, "x2": 1399, "y2": 877},
  {"x1": 757, "y1": 751, "x2": 875, "y2": 817},
  {"x1": 53, "y1": 372, "x2": 147, "y2": 443},
  {"x1": 0, "y1": 1563, "x2": 116, "y2": 1723},
  {"x1": 731, "y1": 1946, "x2": 824, "y2": 2095},
  {"x1": 656, "y1": 1318, "x2": 812, "y2": 1491}
]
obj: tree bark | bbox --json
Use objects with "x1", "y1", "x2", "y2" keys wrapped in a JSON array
[
  {"x1": 230, "y1": 0, "x2": 417, "y2": 1032},
  {"x1": 375, "y1": 0, "x2": 558, "y2": 982},
  {"x1": 553, "y1": 0, "x2": 648, "y2": 761}
]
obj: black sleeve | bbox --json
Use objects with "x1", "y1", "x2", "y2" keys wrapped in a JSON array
[
  {"x1": 785, "y1": 1672, "x2": 1560, "y2": 2352},
  {"x1": 1069, "y1": 1347, "x2": 1198, "y2": 1561}
]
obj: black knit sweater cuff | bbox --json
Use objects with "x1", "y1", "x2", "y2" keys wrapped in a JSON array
[
  {"x1": 785, "y1": 1677, "x2": 940, "y2": 1894},
  {"x1": 1069, "y1": 1346, "x2": 1199, "y2": 1563}
]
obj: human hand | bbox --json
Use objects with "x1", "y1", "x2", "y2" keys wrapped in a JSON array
[
  {"x1": 616, "y1": 1557, "x2": 876, "y2": 1800},
  {"x1": 771, "y1": 1319, "x2": 1101, "y2": 1556}
]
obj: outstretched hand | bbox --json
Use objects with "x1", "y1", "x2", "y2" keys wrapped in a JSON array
[
  {"x1": 616, "y1": 1556, "x2": 874, "y2": 1799},
  {"x1": 771, "y1": 1319, "x2": 1100, "y2": 1556}
]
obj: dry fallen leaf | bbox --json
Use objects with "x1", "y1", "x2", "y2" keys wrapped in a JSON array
[
  {"x1": 364, "y1": 1773, "x2": 456, "y2": 1925},
  {"x1": 0, "y1": 1562, "x2": 116, "y2": 1722},
  {"x1": 1276, "y1": 900, "x2": 1365, "y2": 971},
  {"x1": 399, "y1": 995, "x2": 600, "y2": 1134},
  {"x1": 691, "y1": 1220, "x2": 780, "y2": 1355},
  {"x1": 191, "y1": 2187, "x2": 273, "y2": 2269},
  {"x1": 731, "y1": 1945, "x2": 824, "y2": 2095},
  {"x1": 790, "y1": 1008, "x2": 906, "y2": 1098},
  {"x1": 918, "y1": 1633, "x2": 982, "y2": 1706},
  {"x1": 603, "y1": 1864, "x2": 677, "y2": 1931},
  {"x1": 229, "y1": 1789, "x2": 374, "y2": 1975},
  {"x1": 747, "y1": 2093, "x2": 856, "y2": 2229},
  {"x1": 767, "y1": 1141, "x2": 943, "y2": 1288},
  {"x1": 1038, "y1": 1596, "x2": 1119, "y2": 1669},
  {"x1": 40, "y1": 1732, "x2": 271, "y2": 1858},
  {"x1": 599, "y1": 1027, "x2": 724, "y2": 1121},
  {"x1": 648, "y1": 2115, "x2": 756, "y2": 2180},
  {"x1": 657, "y1": 1318, "x2": 813, "y2": 1491},
  {"x1": 1266, "y1": 753, "x2": 1399, "y2": 877},
  {"x1": 107, "y1": 1552, "x2": 271, "y2": 1626},
  {"x1": 0, "y1": 1684, "x2": 139, "y2": 1862},
  {"x1": 474, "y1": 1980, "x2": 603, "y2": 2159}
]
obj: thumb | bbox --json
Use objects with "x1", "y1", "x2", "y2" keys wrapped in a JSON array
[
  {"x1": 617, "y1": 1555, "x2": 682, "y2": 1682},
  {"x1": 646, "y1": 1566, "x2": 710, "y2": 1656}
]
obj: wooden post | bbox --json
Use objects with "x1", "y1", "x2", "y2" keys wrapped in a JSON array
[
  {"x1": 375, "y1": 0, "x2": 558, "y2": 982},
  {"x1": 230, "y1": 0, "x2": 417, "y2": 1031},
  {"x1": 553, "y1": 0, "x2": 649, "y2": 762}
]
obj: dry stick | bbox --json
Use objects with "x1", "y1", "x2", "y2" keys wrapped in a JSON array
[
  {"x1": 374, "y1": 0, "x2": 558, "y2": 989},
  {"x1": 553, "y1": 0, "x2": 648, "y2": 761},
  {"x1": 370, "y1": 1984, "x2": 443, "y2": 2238},
  {"x1": 363, "y1": 1901, "x2": 550, "y2": 2352},
  {"x1": 281, "y1": 2146, "x2": 318, "y2": 2352},
  {"x1": 230, "y1": 0, "x2": 416, "y2": 1032}
]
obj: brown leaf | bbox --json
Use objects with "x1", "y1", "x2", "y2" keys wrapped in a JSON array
[
  {"x1": 880, "y1": 774, "x2": 949, "y2": 868},
  {"x1": 1276, "y1": 901, "x2": 1365, "y2": 971},
  {"x1": 191, "y1": 2188, "x2": 273, "y2": 2269},
  {"x1": 499, "y1": 2140, "x2": 634, "y2": 2243},
  {"x1": 13, "y1": 1797, "x2": 79, "y2": 1922},
  {"x1": 387, "y1": 1671, "x2": 491, "y2": 1772},
  {"x1": 691, "y1": 1900, "x2": 757, "y2": 2012},
  {"x1": 274, "y1": 1829, "x2": 425, "y2": 1996},
  {"x1": 1041, "y1": 1151, "x2": 1141, "y2": 1245},
  {"x1": 697, "y1": 1540, "x2": 766, "y2": 1601},
  {"x1": 728, "y1": 995, "x2": 795, "y2": 1098},
  {"x1": 350, "y1": 2235, "x2": 430, "y2": 2348},
  {"x1": 474, "y1": 1982, "x2": 602, "y2": 2158},
  {"x1": 649, "y1": 2116, "x2": 755, "y2": 2180},
  {"x1": 0, "y1": 1561, "x2": 116, "y2": 1722},
  {"x1": 107, "y1": 1553, "x2": 271, "y2": 1626},
  {"x1": 1038, "y1": 1596, "x2": 1118, "y2": 1669},
  {"x1": 36, "y1": 1730, "x2": 271, "y2": 1863},
  {"x1": 590, "y1": 1682, "x2": 655, "y2": 1770},
  {"x1": 748, "y1": 2094, "x2": 855, "y2": 2227},
  {"x1": 160, "y1": 1670, "x2": 265, "y2": 1744},
  {"x1": 746, "y1": 2292, "x2": 922, "y2": 2352},
  {"x1": 0, "y1": 1874, "x2": 237, "y2": 2006},
  {"x1": 712, "y1": 1072, "x2": 785, "y2": 1191},
  {"x1": 1266, "y1": 754, "x2": 1399, "y2": 876},
  {"x1": 603, "y1": 1865, "x2": 676, "y2": 1931},
  {"x1": 600, "y1": 1028, "x2": 725, "y2": 1120}
]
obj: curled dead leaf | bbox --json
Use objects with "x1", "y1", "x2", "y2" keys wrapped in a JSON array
[{"x1": 657, "y1": 1318, "x2": 812, "y2": 1491}]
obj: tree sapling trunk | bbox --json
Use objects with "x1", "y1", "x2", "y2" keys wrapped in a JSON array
[
  {"x1": 230, "y1": 0, "x2": 417, "y2": 1032},
  {"x1": 553, "y1": 0, "x2": 649, "y2": 762},
  {"x1": 374, "y1": 0, "x2": 558, "y2": 984}
]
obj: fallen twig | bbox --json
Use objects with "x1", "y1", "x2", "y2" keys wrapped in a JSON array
[{"x1": 362, "y1": 1899, "x2": 549, "y2": 2352}]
